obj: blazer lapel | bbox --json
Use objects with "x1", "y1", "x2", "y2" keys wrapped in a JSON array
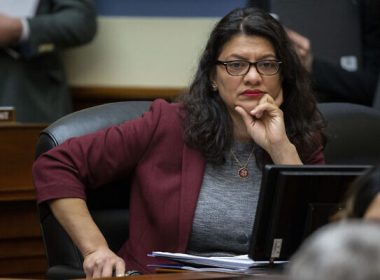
[{"x1": 177, "y1": 145, "x2": 205, "y2": 251}]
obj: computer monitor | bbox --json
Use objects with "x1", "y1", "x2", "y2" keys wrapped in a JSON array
[{"x1": 249, "y1": 164, "x2": 371, "y2": 263}]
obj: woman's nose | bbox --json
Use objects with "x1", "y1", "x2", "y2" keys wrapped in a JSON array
[{"x1": 243, "y1": 65, "x2": 262, "y2": 84}]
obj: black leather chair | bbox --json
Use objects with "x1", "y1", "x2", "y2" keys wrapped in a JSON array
[
  {"x1": 318, "y1": 102, "x2": 380, "y2": 165},
  {"x1": 372, "y1": 73, "x2": 380, "y2": 110},
  {"x1": 35, "y1": 101, "x2": 151, "y2": 279}
]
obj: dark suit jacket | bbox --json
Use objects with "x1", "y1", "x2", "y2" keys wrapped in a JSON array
[
  {"x1": 33, "y1": 99, "x2": 325, "y2": 273},
  {"x1": 0, "y1": 0, "x2": 97, "y2": 122},
  {"x1": 247, "y1": 0, "x2": 380, "y2": 105},
  {"x1": 312, "y1": 0, "x2": 380, "y2": 105}
]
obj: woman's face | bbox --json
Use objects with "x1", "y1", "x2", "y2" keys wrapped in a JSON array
[
  {"x1": 364, "y1": 194, "x2": 380, "y2": 221},
  {"x1": 212, "y1": 34, "x2": 283, "y2": 121}
]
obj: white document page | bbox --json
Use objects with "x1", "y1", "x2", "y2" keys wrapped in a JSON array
[
  {"x1": 0, "y1": 0, "x2": 39, "y2": 17},
  {"x1": 149, "y1": 251, "x2": 287, "y2": 270}
]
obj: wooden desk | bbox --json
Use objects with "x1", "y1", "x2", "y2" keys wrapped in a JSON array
[
  {"x1": 0, "y1": 272, "x2": 286, "y2": 280},
  {"x1": 74, "y1": 271, "x2": 286, "y2": 280},
  {"x1": 0, "y1": 123, "x2": 48, "y2": 279},
  {"x1": 130, "y1": 272, "x2": 285, "y2": 280}
]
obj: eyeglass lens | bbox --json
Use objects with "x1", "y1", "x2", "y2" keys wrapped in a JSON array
[{"x1": 224, "y1": 60, "x2": 280, "y2": 76}]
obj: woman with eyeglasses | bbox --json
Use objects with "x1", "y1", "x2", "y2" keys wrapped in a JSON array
[{"x1": 33, "y1": 7, "x2": 325, "y2": 278}]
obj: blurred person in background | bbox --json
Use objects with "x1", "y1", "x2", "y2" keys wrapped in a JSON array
[
  {"x1": 287, "y1": 220, "x2": 380, "y2": 280},
  {"x1": 336, "y1": 165, "x2": 380, "y2": 221},
  {"x1": 0, "y1": 0, "x2": 97, "y2": 122},
  {"x1": 247, "y1": 0, "x2": 380, "y2": 106}
]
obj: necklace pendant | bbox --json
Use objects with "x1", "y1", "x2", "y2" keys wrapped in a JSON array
[{"x1": 238, "y1": 167, "x2": 249, "y2": 178}]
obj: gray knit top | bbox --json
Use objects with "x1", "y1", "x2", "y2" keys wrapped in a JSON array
[{"x1": 187, "y1": 141, "x2": 262, "y2": 256}]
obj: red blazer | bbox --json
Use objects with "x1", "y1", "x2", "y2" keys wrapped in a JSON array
[{"x1": 33, "y1": 99, "x2": 325, "y2": 273}]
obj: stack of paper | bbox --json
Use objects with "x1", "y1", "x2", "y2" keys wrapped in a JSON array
[{"x1": 149, "y1": 252, "x2": 285, "y2": 271}]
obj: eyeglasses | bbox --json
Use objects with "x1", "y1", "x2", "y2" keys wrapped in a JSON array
[{"x1": 216, "y1": 59, "x2": 282, "y2": 76}]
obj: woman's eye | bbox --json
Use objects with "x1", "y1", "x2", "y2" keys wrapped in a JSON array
[
  {"x1": 260, "y1": 61, "x2": 275, "y2": 69},
  {"x1": 229, "y1": 62, "x2": 245, "y2": 69}
]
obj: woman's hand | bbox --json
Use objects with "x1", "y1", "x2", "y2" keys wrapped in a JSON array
[
  {"x1": 83, "y1": 246, "x2": 126, "y2": 278},
  {"x1": 0, "y1": 14, "x2": 22, "y2": 47},
  {"x1": 49, "y1": 198, "x2": 127, "y2": 278},
  {"x1": 286, "y1": 28, "x2": 313, "y2": 72},
  {"x1": 235, "y1": 95, "x2": 302, "y2": 164}
]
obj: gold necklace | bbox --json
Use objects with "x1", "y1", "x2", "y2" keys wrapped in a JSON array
[{"x1": 230, "y1": 147, "x2": 255, "y2": 179}]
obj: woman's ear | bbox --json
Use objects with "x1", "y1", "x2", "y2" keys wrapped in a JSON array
[
  {"x1": 209, "y1": 70, "x2": 218, "y2": 91},
  {"x1": 211, "y1": 81, "x2": 218, "y2": 91}
]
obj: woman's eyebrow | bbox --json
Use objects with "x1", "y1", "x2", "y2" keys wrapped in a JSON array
[{"x1": 222, "y1": 53, "x2": 277, "y2": 61}]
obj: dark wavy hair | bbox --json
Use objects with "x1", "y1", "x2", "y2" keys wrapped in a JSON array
[
  {"x1": 178, "y1": 7, "x2": 325, "y2": 165},
  {"x1": 337, "y1": 166, "x2": 380, "y2": 219}
]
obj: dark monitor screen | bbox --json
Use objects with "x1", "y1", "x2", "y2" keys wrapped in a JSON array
[{"x1": 249, "y1": 164, "x2": 371, "y2": 262}]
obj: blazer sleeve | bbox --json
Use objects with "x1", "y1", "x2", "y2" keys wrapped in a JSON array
[
  {"x1": 32, "y1": 99, "x2": 173, "y2": 203},
  {"x1": 25, "y1": 0, "x2": 97, "y2": 57},
  {"x1": 303, "y1": 132, "x2": 325, "y2": 165}
]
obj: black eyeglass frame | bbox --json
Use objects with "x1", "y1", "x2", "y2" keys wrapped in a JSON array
[{"x1": 216, "y1": 59, "x2": 282, "y2": 76}]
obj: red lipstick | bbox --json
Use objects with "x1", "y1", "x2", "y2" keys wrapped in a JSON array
[{"x1": 242, "y1": 90, "x2": 264, "y2": 98}]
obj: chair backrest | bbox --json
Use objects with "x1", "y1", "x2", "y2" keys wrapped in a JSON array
[
  {"x1": 318, "y1": 102, "x2": 380, "y2": 165},
  {"x1": 35, "y1": 101, "x2": 151, "y2": 279},
  {"x1": 372, "y1": 73, "x2": 380, "y2": 110}
]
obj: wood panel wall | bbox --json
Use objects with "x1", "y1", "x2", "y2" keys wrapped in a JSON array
[
  {"x1": 0, "y1": 123, "x2": 47, "y2": 279},
  {"x1": 71, "y1": 86, "x2": 185, "y2": 111}
]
